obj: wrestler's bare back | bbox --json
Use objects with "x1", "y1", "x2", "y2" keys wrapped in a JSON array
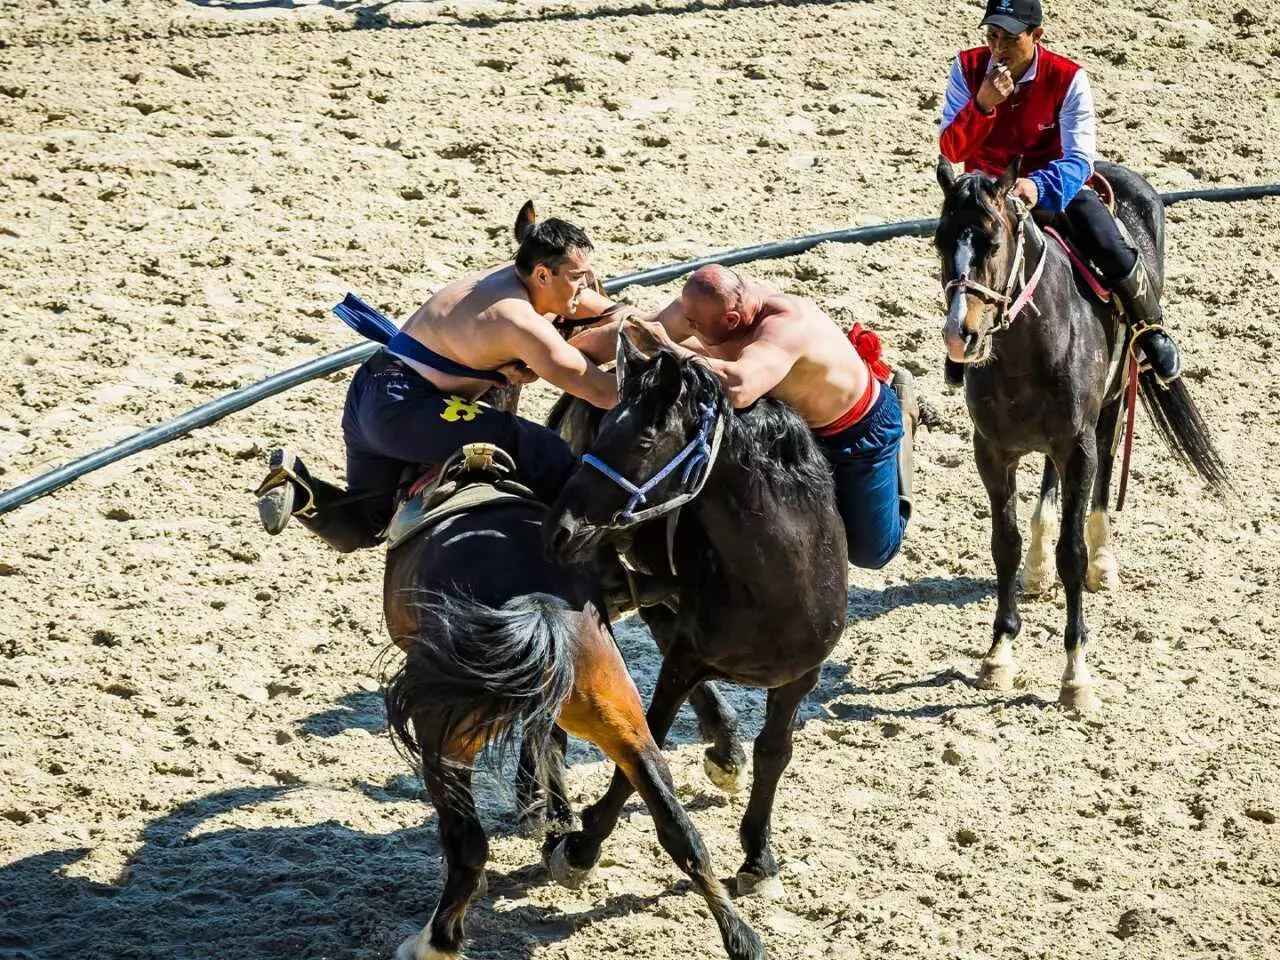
[
  {"x1": 398, "y1": 265, "x2": 543, "y2": 399},
  {"x1": 712, "y1": 292, "x2": 870, "y2": 429}
]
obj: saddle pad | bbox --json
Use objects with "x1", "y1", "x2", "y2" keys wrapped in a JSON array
[{"x1": 387, "y1": 480, "x2": 543, "y2": 550}]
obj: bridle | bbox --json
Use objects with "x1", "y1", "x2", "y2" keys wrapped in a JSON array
[
  {"x1": 944, "y1": 197, "x2": 1046, "y2": 333},
  {"x1": 581, "y1": 400, "x2": 724, "y2": 528}
]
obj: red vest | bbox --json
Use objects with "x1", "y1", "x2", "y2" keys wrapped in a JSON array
[{"x1": 941, "y1": 46, "x2": 1081, "y2": 177}]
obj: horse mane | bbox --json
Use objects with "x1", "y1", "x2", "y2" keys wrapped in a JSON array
[
  {"x1": 678, "y1": 358, "x2": 834, "y2": 502},
  {"x1": 936, "y1": 171, "x2": 1007, "y2": 245}
]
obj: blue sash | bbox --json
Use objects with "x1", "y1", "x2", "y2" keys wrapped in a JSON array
[{"x1": 333, "y1": 292, "x2": 507, "y2": 384}]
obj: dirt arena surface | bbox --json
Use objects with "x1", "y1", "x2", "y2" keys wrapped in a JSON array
[{"x1": 2, "y1": 1, "x2": 1279, "y2": 957}]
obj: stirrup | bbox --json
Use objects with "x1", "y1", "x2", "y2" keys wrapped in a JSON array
[
  {"x1": 255, "y1": 448, "x2": 318, "y2": 522},
  {"x1": 1128, "y1": 322, "x2": 1181, "y2": 389}
]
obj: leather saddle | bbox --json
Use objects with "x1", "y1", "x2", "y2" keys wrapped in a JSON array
[{"x1": 384, "y1": 443, "x2": 542, "y2": 550}]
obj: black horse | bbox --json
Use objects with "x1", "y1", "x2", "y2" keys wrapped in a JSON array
[
  {"x1": 381, "y1": 453, "x2": 763, "y2": 960},
  {"x1": 544, "y1": 331, "x2": 848, "y2": 899},
  {"x1": 546, "y1": 375, "x2": 756, "y2": 800},
  {"x1": 935, "y1": 158, "x2": 1230, "y2": 711}
]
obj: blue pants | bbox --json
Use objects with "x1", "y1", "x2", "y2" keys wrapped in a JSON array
[
  {"x1": 341, "y1": 351, "x2": 577, "y2": 536},
  {"x1": 816, "y1": 385, "x2": 908, "y2": 570}
]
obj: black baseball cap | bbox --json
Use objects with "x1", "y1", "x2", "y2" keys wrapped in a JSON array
[{"x1": 981, "y1": 0, "x2": 1042, "y2": 34}]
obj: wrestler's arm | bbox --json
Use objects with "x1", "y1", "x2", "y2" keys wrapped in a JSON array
[
  {"x1": 565, "y1": 285, "x2": 623, "y2": 321},
  {"x1": 566, "y1": 296, "x2": 701, "y2": 362},
  {"x1": 667, "y1": 322, "x2": 801, "y2": 409},
  {"x1": 503, "y1": 304, "x2": 619, "y2": 409}
]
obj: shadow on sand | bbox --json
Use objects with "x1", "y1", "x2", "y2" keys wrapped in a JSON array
[{"x1": 0, "y1": 784, "x2": 693, "y2": 960}]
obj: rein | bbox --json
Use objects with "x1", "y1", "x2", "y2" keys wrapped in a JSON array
[
  {"x1": 581, "y1": 401, "x2": 724, "y2": 527},
  {"x1": 945, "y1": 200, "x2": 1047, "y2": 333}
]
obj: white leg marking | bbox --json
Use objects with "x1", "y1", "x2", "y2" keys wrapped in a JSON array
[
  {"x1": 1021, "y1": 497, "x2": 1057, "y2": 596},
  {"x1": 1059, "y1": 645, "x2": 1101, "y2": 713},
  {"x1": 978, "y1": 635, "x2": 1017, "y2": 691},
  {"x1": 1085, "y1": 509, "x2": 1120, "y2": 593},
  {"x1": 394, "y1": 910, "x2": 460, "y2": 960}
]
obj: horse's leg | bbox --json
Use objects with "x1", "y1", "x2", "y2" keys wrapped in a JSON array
[
  {"x1": 397, "y1": 735, "x2": 487, "y2": 960},
  {"x1": 515, "y1": 731, "x2": 542, "y2": 835},
  {"x1": 646, "y1": 608, "x2": 746, "y2": 794},
  {"x1": 1086, "y1": 398, "x2": 1123, "y2": 593},
  {"x1": 543, "y1": 726, "x2": 574, "y2": 832},
  {"x1": 691, "y1": 683, "x2": 748, "y2": 794},
  {"x1": 974, "y1": 439, "x2": 1022, "y2": 690},
  {"x1": 1056, "y1": 435, "x2": 1103, "y2": 713},
  {"x1": 1021, "y1": 458, "x2": 1058, "y2": 596},
  {"x1": 552, "y1": 627, "x2": 763, "y2": 960},
  {"x1": 547, "y1": 640, "x2": 704, "y2": 881},
  {"x1": 516, "y1": 726, "x2": 573, "y2": 836},
  {"x1": 735, "y1": 665, "x2": 820, "y2": 900}
]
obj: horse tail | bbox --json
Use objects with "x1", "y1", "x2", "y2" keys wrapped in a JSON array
[
  {"x1": 1137, "y1": 372, "x2": 1234, "y2": 499},
  {"x1": 384, "y1": 592, "x2": 577, "y2": 788}
]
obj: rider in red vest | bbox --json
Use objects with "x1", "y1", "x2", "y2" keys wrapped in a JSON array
[{"x1": 939, "y1": 0, "x2": 1181, "y2": 384}]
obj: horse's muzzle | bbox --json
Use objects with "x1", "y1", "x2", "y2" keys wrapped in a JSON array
[
  {"x1": 544, "y1": 510, "x2": 601, "y2": 566},
  {"x1": 942, "y1": 294, "x2": 985, "y2": 363}
]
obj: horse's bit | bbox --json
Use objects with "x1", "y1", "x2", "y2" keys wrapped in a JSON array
[
  {"x1": 582, "y1": 401, "x2": 724, "y2": 528},
  {"x1": 944, "y1": 199, "x2": 1046, "y2": 332}
]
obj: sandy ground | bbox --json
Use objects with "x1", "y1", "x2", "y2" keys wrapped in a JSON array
[{"x1": 2, "y1": 1, "x2": 1280, "y2": 958}]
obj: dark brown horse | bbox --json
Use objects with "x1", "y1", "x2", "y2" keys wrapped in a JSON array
[
  {"x1": 544, "y1": 332, "x2": 848, "y2": 900},
  {"x1": 935, "y1": 158, "x2": 1230, "y2": 711},
  {"x1": 382, "y1": 455, "x2": 764, "y2": 960}
]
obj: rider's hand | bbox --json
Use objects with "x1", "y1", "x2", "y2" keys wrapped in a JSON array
[
  {"x1": 1011, "y1": 177, "x2": 1039, "y2": 209},
  {"x1": 976, "y1": 62, "x2": 1015, "y2": 112},
  {"x1": 497, "y1": 360, "x2": 538, "y2": 386}
]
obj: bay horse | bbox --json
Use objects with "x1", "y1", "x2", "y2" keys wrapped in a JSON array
[
  {"x1": 934, "y1": 158, "x2": 1231, "y2": 711},
  {"x1": 544, "y1": 330, "x2": 848, "y2": 900},
  {"x1": 382, "y1": 453, "x2": 764, "y2": 960}
]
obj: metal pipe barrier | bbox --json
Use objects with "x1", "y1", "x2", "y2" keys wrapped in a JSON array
[{"x1": 3, "y1": 181, "x2": 1278, "y2": 517}]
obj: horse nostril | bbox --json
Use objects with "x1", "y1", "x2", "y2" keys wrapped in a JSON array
[{"x1": 546, "y1": 513, "x2": 578, "y2": 557}]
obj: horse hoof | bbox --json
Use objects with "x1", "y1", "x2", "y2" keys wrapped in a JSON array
[
  {"x1": 1059, "y1": 682, "x2": 1102, "y2": 714},
  {"x1": 735, "y1": 871, "x2": 785, "y2": 900},
  {"x1": 1086, "y1": 556, "x2": 1119, "y2": 593},
  {"x1": 395, "y1": 930, "x2": 458, "y2": 960},
  {"x1": 704, "y1": 751, "x2": 747, "y2": 794},
  {"x1": 977, "y1": 659, "x2": 1017, "y2": 691},
  {"x1": 1020, "y1": 566, "x2": 1055, "y2": 597},
  {"x1": 546, "y1": 839, "x2": 597, "y2": 890}
]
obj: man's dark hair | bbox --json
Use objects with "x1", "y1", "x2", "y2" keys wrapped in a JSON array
[{"x1": 514, "y1": 218, "x2": 593, "y2": 274}]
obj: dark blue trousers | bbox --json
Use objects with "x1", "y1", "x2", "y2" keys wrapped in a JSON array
[
  {"x1": 1054, "y1": 188, "x2": 1137, "y2": 281},
  {"x1": 816, "y1": 385, "x2": 908, "y2": 570},
  {"x1": 340, "y1": 351, "x2": 576, "y2": 537}
]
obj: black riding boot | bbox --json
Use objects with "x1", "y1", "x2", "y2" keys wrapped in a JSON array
[
  {"x1": 1113, "y1": 256, "x2": 1181, "y2": 384},
  {"x1": 254, "y1": 448, "x2": 382, "y2": 553}
]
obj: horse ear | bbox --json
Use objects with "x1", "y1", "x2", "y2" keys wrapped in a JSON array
[
  {"x1": 936, "y1": 155, "x2": 957, "y2": 192},
  {"x1": 996, "y1": 158, "x2": 1021, "y2": 194},
  {"x1": 617, "y1": 322, "x2": 647, "y2": 377},
  {"x1": 514, "y1": 200, "x2": 537, "y2": 244},
  {"x1": 654, "y1": 350, "x2": 682, "y2": 400},
  {"x1": 621, "y1": 317, "x2": 663, "y2": 356}
]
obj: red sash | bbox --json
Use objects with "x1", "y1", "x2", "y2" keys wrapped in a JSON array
[{"x1": 814, "y1": 324, "x2": 893, "y2": 438}]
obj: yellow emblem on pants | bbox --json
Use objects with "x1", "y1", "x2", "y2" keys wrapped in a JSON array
[{"x1": 440, "y1": 396, "x2": 482, "y2": 422}]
